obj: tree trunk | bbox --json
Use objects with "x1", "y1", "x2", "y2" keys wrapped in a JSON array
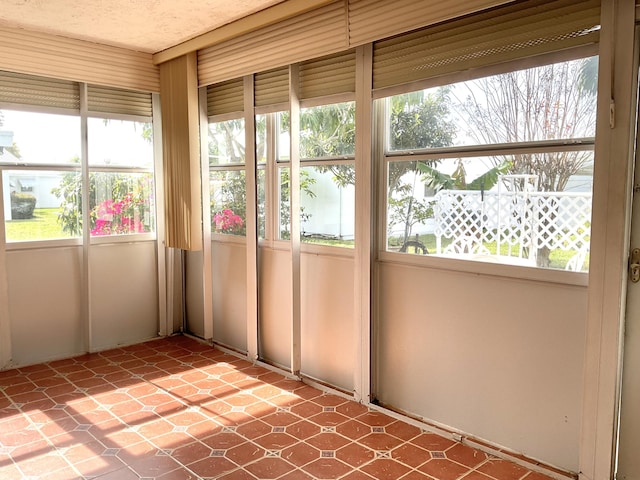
[{"x1": 536, "y1": 246, "x2": 551, "y2": 268}]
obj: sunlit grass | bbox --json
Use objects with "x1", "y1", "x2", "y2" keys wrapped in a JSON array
[
  {"x1": 388, "y1": 233, "x2": 587, "y2": 270},
  {"x1": 302, "y1": 236, "x2": 354, "y2": 248},
  {"x1": 5, "y1": 208, "x2": 75, "y2": 242}
]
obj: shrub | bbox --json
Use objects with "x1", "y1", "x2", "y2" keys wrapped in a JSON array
[{"x1": 10, "y1": 192, "x2": 37, "y2": 219}]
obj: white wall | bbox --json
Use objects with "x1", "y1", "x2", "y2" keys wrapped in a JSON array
[
  {"x1": 211, "y1": 240, "x2": 247, "y2": 351},
  {"x1": 376, "y1": 261, "x2": 586, "y2": 471},
  {"x1": 6, "y1": 247, "x2": 83, "y2": 365},
  {"x1": 4, "y1": 241, "x2": 161, "y2": 367},
  {"x1": 186, "y1": 249, "x2": 205, "y2": 338},
  {"x1": 301, "y1": 169, "x2": 355, "y2": 240},
  {"x1": 259, "y1": 247, "x2": 292, "y2": 368},
  {"x1": 90, "y1": 242, "x2": 159, "y2": 351},
  {"x1": 301, "y1": 252, "x2": 354, "y2": 391}
]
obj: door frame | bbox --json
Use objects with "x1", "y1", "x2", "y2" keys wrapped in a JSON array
[
  {"x1": 580, "y1": 2, "x2": 638, "y2": 479},
  {"x1": 615, "y1": 20, "x2": 640, "y2": 480}
]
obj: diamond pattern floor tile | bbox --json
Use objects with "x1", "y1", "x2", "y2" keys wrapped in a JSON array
[{"x1": 0, "y1": 336, "x2": 557, "y2": 480}]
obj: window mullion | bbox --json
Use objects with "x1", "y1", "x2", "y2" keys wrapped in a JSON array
[
  {"x1": 266, "y1": 112, "x2": 278, "y2": 243},
  {"x1": 289, "y1": 64, "x2": 301, "y2": 377},
  {"x1": 79, "y1": 82, "x2": 92, "y2": 353}
]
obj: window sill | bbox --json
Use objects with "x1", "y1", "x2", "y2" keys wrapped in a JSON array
[
  {"x1": 4, "y1": 234, "x2": 157, "y2": 250},
  {"x1": 378, "y1": 250, "x2": 588, "y2": 287}
]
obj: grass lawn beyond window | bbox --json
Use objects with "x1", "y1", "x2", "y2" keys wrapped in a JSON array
[{"x1": 5, "y1": 208, "x2": 74, "y2": 241}]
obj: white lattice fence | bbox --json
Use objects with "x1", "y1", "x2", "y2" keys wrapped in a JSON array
[{"x1": 434, "y1": 190, "x2": 591, "y2": 258}]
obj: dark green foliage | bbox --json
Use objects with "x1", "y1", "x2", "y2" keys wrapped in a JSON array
[
  {"x1": 389, "y1": 88, "x2": 456, "y2": 151},
  {"x1": 10, "y1": 192, "x2": 37, "y2": 219}
]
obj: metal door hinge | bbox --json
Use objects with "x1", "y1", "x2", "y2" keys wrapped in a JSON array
[{"x1": 630, "y1": 248, "x2": 640, "y2": 283}]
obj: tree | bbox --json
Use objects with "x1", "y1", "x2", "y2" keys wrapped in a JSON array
[
  {"x1": 455, "y1": 57, "x2": 597, "y2": 266},
  {"x1": 385, "y1": 89, "x2": 457, "y2": 245},
  {"x1": 278, "y1": 168, "x2": 316, "y2": 239},
  {"x1": 208, "y1": 93, "x2": 458, "y2": 243},
  {"x1": 51, "y1": 157, "x2": 154, "y2": 236},
  {"x1": 210, "y1": 170, "x2": 247, "y2": 235}
]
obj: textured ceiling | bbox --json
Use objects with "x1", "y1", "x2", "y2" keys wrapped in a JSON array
[{"x1": 0, "y1": 0, "x2": 286, "y2": 53}]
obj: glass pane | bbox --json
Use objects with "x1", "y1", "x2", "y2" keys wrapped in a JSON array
[
  {"x1": 258, "y1": 167, "x2": 266, "y2": 239},
  {"x1": 279, "y1": 166, "x2": 290, "y2": 240},
  {"x1": 3, "y1": 170, "x2": 81, "y2": 241},
  {"x1": 301, "y1": 165, "x2": 354, "y2": 247},
  {"x1": 88, "y1": 118, "x2": 154, "y2": 168},
  {"x1": 0, "y1": 110, "x2": 80, "y2": 165},
  {"x1": 90, "y1": 172, "x2": 155, "y2": 236},
  {"x1": 210, "y1": 170, "x2": 246, "y2": 236},
  {"x1": 388, "y1": 57, "x2": 598, "y2": 152},
  {"x1": 277, "y1": 111, "x2": 290, "y2": 162},
  {"x1": 386, "y1": 153, "x2": 593, "y2": 271},
  {"x1": 278, "y1": 165, "x2": 355, "y2": 248},
  {"x1": 300, "y1": 102, "x2": 355, "y2": 158},
  {"x1": 208, "y1": 119, "x2": 245, "y2": 166},
  {"x1": 256, "y1": 114, "x2": 267, "y2": 165}
]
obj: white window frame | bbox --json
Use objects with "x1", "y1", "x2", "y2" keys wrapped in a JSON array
[
  {"x1": 375, "y1": 49, "x2": 598, "y2": 287},
  {"x1": 1, "y1": 88, "x2": 159, "y2": 250}
]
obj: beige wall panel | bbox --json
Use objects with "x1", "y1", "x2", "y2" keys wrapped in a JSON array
[
  {"x1": 90, "y1": 242, "x2": 159, "y2": 351},
  {"x1": 376, "y1": 262, "x2": 586, "y2": 471},
  {"x1": 212, "y1": 241, "x2": 247, "y2": 351},
  {"x1": 0, "y1": 245, "x2": 9, "y2": 369},
  {"x1": 198, "y1": 2, "x2": 348, "y2": 86},
  {"x1": 185, "y1": 250, "x2": 206, "y2": 339},
  {"x1": 0, "y1": 26, "x2": 159, "y2": 92},
  {"x1": 6, "y1": 247, "x2": 83, "y2": 366},
  {"x1": 301, "y1": 253, "x2": 355, "y2": 391},
  {"x1": 258, "y1": 247, "x2": 292, "y2": 369},
  {"x1": 348, "y1": 0, "x2": 514, "y2": 47}
]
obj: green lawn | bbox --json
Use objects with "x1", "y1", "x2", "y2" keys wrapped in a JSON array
[
  {"x1": 5, "y1": 208, "x2": 74, "y2": 242},
  {"x1": 302, "y1": 237, "x2": 354, "y2": 248},
  {"x1": 388, "y1": 233, "x2": 588, "y2": 271}
]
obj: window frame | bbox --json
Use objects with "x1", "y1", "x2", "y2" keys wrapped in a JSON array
[
  {"x1": 375, "y1": 49, "x2": 597, "y2": 285},
  {"x1": 1, "y1": 87, "x2": 158, "y2": 250},
  {"x1": 87, "y1": 113, "x2": 157, "y2": 244},
  {"x1": 0, "y1": 106, "x2": 83, "y2": 248},
  {"x1": 207, "y1": 112, "x2": 248, "y2": 242},
  {"x1": 294, "y1": 98, "x2": 356, "y2": 252}
]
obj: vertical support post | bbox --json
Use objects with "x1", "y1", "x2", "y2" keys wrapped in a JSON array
[
  {"x1": 152, "y1": 93, "x2": 170, "y2": 337},
  {"x1": 80, "y1": 83, "x2": 92, "y2": 352},
  {"x1": 266, "y1": 113, "x2": 278, "y2": 244},
  {"x1": 354, "y1": 44, "x2": 373, "y2": 402},
  {"x1": 200, "y1": 87, "x2": 214, "y2": 341},
  {"x1": 0, "y1": 168, "x2": 12, "y2": 368},
  {"x1": 289, "y1": 64, "x2": 302, "y2": 376},
  {"x1": 244, "y1": 75, "x2": 258, "y2": 361},
  {"x1": 245, "y1": 75, "x2": 259, "y2": 361}
]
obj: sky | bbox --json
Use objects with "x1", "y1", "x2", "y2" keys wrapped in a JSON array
[{"x1": 0, "y1": 109, "x2": 153, "y2": 167}]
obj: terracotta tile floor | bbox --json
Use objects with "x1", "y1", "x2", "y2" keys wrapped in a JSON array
[{"x1": 0, "y1": 336, "x2": 553, "y2": 480}]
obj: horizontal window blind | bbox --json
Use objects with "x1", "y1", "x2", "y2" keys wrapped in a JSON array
[
  {"x1": 0, "y1": 25, "x2": 159, "y2": 93},
  {"x1": 254, "y1": 67, "x2": 289, "y2": 107},
  {"x1": 0, "y1": 70, "x2": 79, "y2": 110},
  {"x1": 373, "y1": 0, "x2": 600, "y2": 91},
  {"x1": 348, "y1": 0, "x2": 512, "y2": 47},
  {"x1": 87, "y1": 85, "x2": 153, "y2": 118},
  {"x1": 207, "y1": 78, "x2": 244, "y2": 117},
  {"x1": 198, "y1": 1, "x2": 347, "y2": 87},
  {"x1": 300, "y1": 49, "x2": 356, "y2": 99}
]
